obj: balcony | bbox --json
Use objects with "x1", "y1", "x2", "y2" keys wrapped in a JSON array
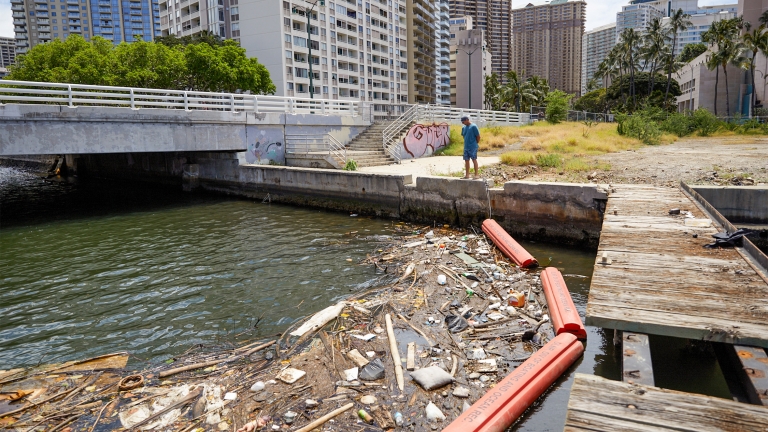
[
  {"x1": 14, "y1": 26, "x2": 27, "y2": 32},
  {"x1": 14, "y1": 18, "x2": 26, "y2": 25},
  {"x1": 13, "y1": 12, "x2": 25, "y2": 17},
  {"x1": 70, "y1": 26, "x2": 82, "y2": 32},
  {"x1": 16, "y1": 41, "x2": 29, "y2": 47},
  {"x1": 38, "y1": 25, "x2": 50, "y2": 31},
  {"x1": 38, "y1": 32, "x2": 51, "y2": 38},
  {"x1": 16, "y1": 33, "x2": 28, "y2": 39},
  {"x1": 11, "y1": 0, "x2": 24, "y2": 4},
  {"x1": 12, "y1": 5, "x2": 25, "y2": 11}
]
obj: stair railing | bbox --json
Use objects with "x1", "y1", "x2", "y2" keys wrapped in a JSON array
[
  {"x1": 325, "y1": 134, "x2": 347, "y2": 167},
  {"x1": 285, "y1": 133, "x2": 346, "y2": 168},
  {"x1": 382, "y1": 104, "x2": 419, "y2": 164}
]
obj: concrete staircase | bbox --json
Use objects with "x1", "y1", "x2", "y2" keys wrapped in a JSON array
[{"x1": 344, "y1": 121, "x2": 414, "y2": 168}]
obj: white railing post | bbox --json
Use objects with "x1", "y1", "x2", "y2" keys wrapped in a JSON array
[
  {"x1": 230, "y1": 94, "x2": 235, "y2": 112},
  {"x1": 184, "y1": 92, "x2": 189, "y2": 110},
  {"x1": 289, "y1": 98, "x2": 295, "y2": 114},
  {"x1": 322, "y1": 100, "x2": 327, "y2": 115},
  {"x1": 130, "y1": 88, "x2": 135, "y2": 109},
  {"x1": 253, "y1": 95, "x2": 258, "y2": 112},
  {"x1": 67, "y1": 85, "x2": 73, "y2": 107}
]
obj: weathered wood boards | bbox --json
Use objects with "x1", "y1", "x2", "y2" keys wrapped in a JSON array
[
  {"x1": 565, "y1": 373, "x2": 768, "y2": 431},
  {"x1": 586, "y1": 185, "x2": 768, "y2": 348}
]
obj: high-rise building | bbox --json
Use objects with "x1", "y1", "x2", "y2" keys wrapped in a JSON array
[
  {"x1": 11, "y1": 0, "x2": 161, "y2": 55},
  {"x1": 159, "y1": 0, "x2": 240, "y2": 42},
  {"x1": 1, "y1": 37, "x2": 16, "y2": 68},
  {"x1": 511, "y1": 0, "x2": 586, "y2": 96},
  {"x1": 449, "y1": 0, "x2": 511, "y2": 81},
  {"x1": 435, "y1": 0, "x2": 451, "y2": 106},
  {"x1": 616, "y1": 1, "x2": 664, "y2": 36},
  {"x1": 581, "y1": 23, "x2": 615, "y2": 95},
  {"x1": 450, "y1": 27, "x2": 490, "y2": 109},
  {"x1": 237, "y1": 0, "x2": 408, "y2": 108},
  {"x1": 407, "y1": 0, "x2": 437, "y2": 104}
]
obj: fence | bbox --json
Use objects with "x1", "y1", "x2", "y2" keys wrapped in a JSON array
[
  {"x1": 284, "y1": 134, "x2": 346, "y2": 166},
  {"x1": 0, "y1": 80, "x2": 361, "y2": 116},
  {"x1": 530, "y1": 106, "x2": 614, "y2": 123}
]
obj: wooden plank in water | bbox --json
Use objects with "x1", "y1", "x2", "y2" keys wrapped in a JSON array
[
  {"x1": 587, "y1": 185, "x2": 768, "y2": 348},
  {"x1": 565, "y1": 373, "x2": 768, "y2": 431},
  {"x1": 622, "y1": 332, "x2": 654, "y2": 386}
]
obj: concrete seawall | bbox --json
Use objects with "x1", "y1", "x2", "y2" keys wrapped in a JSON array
[
  {"x1": 692, "y1": 185, "x2": 768, "y2": 224},
  {"x1": 194, "y1": 154, "x2": 607, "y2": 247}
]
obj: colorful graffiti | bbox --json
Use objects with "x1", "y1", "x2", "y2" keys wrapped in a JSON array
[
  {"x1": 402, "y1": 123, "x2": 450, "y2": 159},
  {"x1": 245, "y1": 128, "x2": 285, "y2": 165}
]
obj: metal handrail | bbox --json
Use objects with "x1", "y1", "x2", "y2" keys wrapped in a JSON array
[
  {"x1": 382, "y1": 104, "x2": 419, "y2": 164},
  {"x1": 285, "y1": 133, "x2": 346, "y2": 166},
  {"x1": 0, "y1": 80, "x2": 360, "y2": 116}
]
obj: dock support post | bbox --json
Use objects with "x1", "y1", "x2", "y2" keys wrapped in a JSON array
[{"x1": 622, "y1": 332, "x2": 654, "y2": 386}]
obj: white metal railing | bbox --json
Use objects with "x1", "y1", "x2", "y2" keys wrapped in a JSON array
[
  {"x1": 285, "y1": 133, "x2": 347, "y2": 166},
  {"x1": 382, "y1": 104, "x2": 419, "y2": 164},
  {"x1": 419, "y1": 104, "x2": 529, "y2": 125},
  {"x1": 0, "y1": 80, "x2": 360, "y2": 116}
]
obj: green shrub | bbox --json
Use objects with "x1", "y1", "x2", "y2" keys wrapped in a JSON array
[
  {"x1": 739, "y1": 118, "x2": 762, "y2": 134},
  {"x1": 692, "y1": 108, "x2": 721, "y2": 136},
  {"x1": 535, "y1": 153, "x2": 563, "y2": 168},
  {"x1": 344, "y1": 159, "x2": 358, "y2": 171},
  {"x1": 500, "y1": 151, "x2": 536, "y2": 166},
  {"x1": 661, "y1": 112, "x2": 695, "y2": 137},
  {"x1": 616, "y1": 108, "x2": 662, "y2": 145},
  {"x1": 544, "y1": 90, "x2": 573, "y2": 124},
  {"x1": 754, "y1": 107, "x2": 768, "y2": 117}
]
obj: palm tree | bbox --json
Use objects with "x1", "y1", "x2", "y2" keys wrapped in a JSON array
[
  {"x1": 703, "y1": 19, "x2": 747, "y2": 118},
  {"x1": 643, "y1": 18, "x2": 667, "y2": 96},
  {"x1": 742, "y1": 23, "x2": 768, "y2": 113},
  {"x1": 523, "y1": 76, "x2": 549, "y2": 109},
  {"x1": 619, "y1": 28, "x2": 641, "y2": 108},
  {"x1": 664, "y1": 9, "x2": 692, "y2": 105}
]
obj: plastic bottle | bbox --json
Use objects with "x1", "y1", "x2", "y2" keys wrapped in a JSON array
[
  {"x1": 394, "y1": 412, "x2": 404, "y2": 426},
  {"x1": 358, "y1": 409, "x2": 373, "y2": 424},
  {"x1": 507, "y1": 291, "x2": 526, "y2": 307}
]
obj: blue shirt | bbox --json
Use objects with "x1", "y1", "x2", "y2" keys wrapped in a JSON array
[{"x1": 462, "y1": 123, "x2": 480, "y2": 149}]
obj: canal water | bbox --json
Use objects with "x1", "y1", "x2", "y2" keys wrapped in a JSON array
[{"x1": 0, "y1": 166, "x2": 728, "y2": 430}]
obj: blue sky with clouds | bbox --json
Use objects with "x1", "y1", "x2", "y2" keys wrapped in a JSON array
[{"x1": 0, "y1": 0, "x2": 738, "y2": 41}]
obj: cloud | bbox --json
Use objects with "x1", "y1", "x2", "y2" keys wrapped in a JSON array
[{"x1": 0, "y1": 0, "x2": 13, "y2": 38}]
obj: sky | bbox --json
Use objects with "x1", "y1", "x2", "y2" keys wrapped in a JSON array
[{"x1": 0, "y1": 0, "x2": 740, "y2": 40}]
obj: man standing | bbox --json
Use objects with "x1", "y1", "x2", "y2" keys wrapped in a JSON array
[{"x1": 461, "y1": 116, "x2": 480, "y2": 179}]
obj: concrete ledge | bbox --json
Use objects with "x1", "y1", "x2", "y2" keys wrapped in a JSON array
[{"x1": 692, "y1": 185, "x2": 768, "y2": 224}]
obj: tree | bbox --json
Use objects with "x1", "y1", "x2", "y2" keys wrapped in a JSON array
[
  {"x1": 619, "y1": 28, "x2": 641, "y2": 108},
  {"x1": 523, "y1": 75, "x2": 549, "y2": 110},
  {"x1": 156, "y1": 30, "x2": 224, "y2": 48},
  {"x1": 483, "y1": 73, "x2": 502, "y2": 110},
  {"x1": 676, "y1": 43, "x2": 707, "y2": 66},
  {"x1": 6, "y1": 35, "x2": 276, "y2": 95},
  {"x1": 543, "y1": 90, "x2": 572, "y2": 124},
  {"x1": 664, "y1": 9, "x2": 692, "y2": 106},
  {"x1": 574, "y1": 88, "x2": 608, "y2": 113},
  {"x1": 703, "y1": 18, "x2": 747, "y2": 117},
  {"x1": 742, "y1": 23, "x2": 768, "y2": 112},
  {"x1": 642, "y1": 18, "x2": 667, "y2": 96}
]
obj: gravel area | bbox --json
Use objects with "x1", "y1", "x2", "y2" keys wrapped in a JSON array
[{"x1": 479, "y1": 136, "x2": 768, "y2": 187}]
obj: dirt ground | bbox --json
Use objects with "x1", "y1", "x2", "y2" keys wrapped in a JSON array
[{"x1": 479, "y1": 136, "x2": 768, "y2": 188}]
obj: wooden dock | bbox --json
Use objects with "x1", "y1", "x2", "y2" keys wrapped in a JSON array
[
  {"x1": 565, "y1": 373, "x2": 768, "y2": 431},
  {"x1": 586, "y1": 184, "x2": 768, "y2": 348}
]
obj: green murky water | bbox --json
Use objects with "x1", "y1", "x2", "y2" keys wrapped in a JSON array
[{"x1": 0, "y1": 166, "x2": 729, "y2": 430}]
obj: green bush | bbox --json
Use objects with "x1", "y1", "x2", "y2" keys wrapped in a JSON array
[
  {"x1": 754, "y1": 107, "x2": 768, "y2": 117},
  {"x1": 535, "y1": 153, "x2": 563, "y2": 168},
  {"x1": 692, "y1": 108, "x2": 721, "y2": 136},
  {"x1": 344, "y1": 159, "x2": 358, "y2": 171},
  {"x1": 738, "y1": 118, "x2": 762, "y2": 134},
  {"x1": 616, "y1": 108, "x2": 662, "y2": 145},
  {"x1": 544, "y1": 90, "x2": 573, "y2": 124},
  {"x1": 661, "y1": 112, "x2": 695, "y2": 137}
]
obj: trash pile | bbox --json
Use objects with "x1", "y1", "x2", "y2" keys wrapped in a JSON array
[{"x1": 0, "y1": 222, "x2": 560, "y2": 432}]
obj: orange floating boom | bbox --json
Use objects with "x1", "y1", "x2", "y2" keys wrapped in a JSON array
[
  {"x1": 541, "y1": 267, "x2": 588, "y2": 340},
  {"x1": 442, "y1": 333, "x2": 584, "y2": 432},
  {"x1": 481, "y1": 219, "x2": 538, "y2": 268}
]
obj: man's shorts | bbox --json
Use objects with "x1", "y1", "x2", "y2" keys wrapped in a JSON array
[{"x1": 463, "y1": 146, "x2": 478, "y2": 161}]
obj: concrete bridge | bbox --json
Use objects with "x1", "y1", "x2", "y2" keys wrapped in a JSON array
[{"x1": 0, "y1": 80, "x2": 531, "y2": 174}]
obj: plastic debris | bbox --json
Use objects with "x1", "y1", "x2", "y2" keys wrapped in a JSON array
[
  {"x1": 276, "y1": 368, "x2": 306, "y2": 384},
  {"x1": 425, "y1": 402, "x2": 446, "y2": 421},
  {"x1": 249, "y1": 381, "x2": 265, "y2": 392},
  {"x1": 409, "y1": 366, "x2": 455, "y2": 390},
  {"x1": 359, "y1": 358, "x2": 385, "y2": 381}
]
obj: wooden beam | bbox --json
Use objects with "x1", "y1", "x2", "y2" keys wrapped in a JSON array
[{"x1": 621, "y1": 332, "x2": 654, "y2": 386}]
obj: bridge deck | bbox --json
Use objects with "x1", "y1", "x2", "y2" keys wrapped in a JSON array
[
  {"x1": 565, "y1": 373, "x2": 768, "y2": 431},
  {"x1": 586, "y1": 184, "x2": 768, "y2": 348}
]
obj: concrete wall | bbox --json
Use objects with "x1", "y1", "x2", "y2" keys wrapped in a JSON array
[
  {"x1": 0, "y1": 104, "x2": 370, "y2": 166},
  {"x1": 693, "y1": 185, "x2": 768, "y2": 224}
]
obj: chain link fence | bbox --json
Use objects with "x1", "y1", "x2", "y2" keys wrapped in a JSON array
[{"x1": 530, "y1": 106, "x2": 615, "y2": 123}]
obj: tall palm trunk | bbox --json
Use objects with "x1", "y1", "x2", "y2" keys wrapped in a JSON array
[
  {"x1": 665, "y1": 34, "x2": 678, "y2": 105},
  {"x1": 713, "y1": 66, "x2": 720, "y2": 116},
  {"x1": 722, "y1": 63, "x2": 731, "y2": 118},
  {"x1": 750, "y1": 50, "x2": 757, "y2": 114},
  {"x1": 630, "y1": 52, "x2": 636, "y2": 108}
]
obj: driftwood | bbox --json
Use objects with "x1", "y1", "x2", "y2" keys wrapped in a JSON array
[
  {"x1": 128, "y1": 387, "x2": 202, "y2": 430},
  {"x1": 158, "y1": 341, "x2": 275, "y2": 378},
  {"x1": 294, "y1": 403, "x2": 354, "y2": 432},
  {"x1": 385, "y1": 314, "x2": 405, "y2": 392}
]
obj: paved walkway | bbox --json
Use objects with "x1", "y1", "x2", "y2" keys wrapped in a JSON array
[{"x1": 358, "y1": 156, "x2": 500, "y2": 179}]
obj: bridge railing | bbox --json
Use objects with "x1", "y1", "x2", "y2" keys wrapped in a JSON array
[{"x1": 0, "y1": 80, "x2": 360, "y2": 116}]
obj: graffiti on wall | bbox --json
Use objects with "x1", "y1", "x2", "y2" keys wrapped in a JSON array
[
  {"x1": 402, "y1": 123, "x2": 450, "y2": 159},
  {"x1": 245, "y1": 128, "x2": 285, "y2": 165}
]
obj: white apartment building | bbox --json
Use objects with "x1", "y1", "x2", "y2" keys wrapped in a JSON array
[
  {"x1": 159, "y1": 0, "x2": 241, "y2": 42},
  {"x1": 238, "y1": 0, "x2": 409, "y2": 108},
  {"x1": 616, "y1": 1, "x2": 664, "y2": 37},
  {"x1": 435, "y1": 0, "x2": 451, "y2": 106},
  {"x1": 0, "y1": 37, "x2": 15, "y2": 68},
  {"x1": 581, "y1": 22, "x2": 615, "y2": 95}
]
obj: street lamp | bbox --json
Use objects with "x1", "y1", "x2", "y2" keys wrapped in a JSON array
[
  {"x1": 456, "y1": 44, "x2": 484, "y2": 110},
  {"x1": 293, "y1": 0, "x2": 325, "y2": 99}
]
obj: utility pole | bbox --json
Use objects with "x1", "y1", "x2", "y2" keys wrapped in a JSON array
[
  {"x1": 456, "y1": 44, "x2": 484, "y2": 110},
  {"x1": 297, "y1": 0, "x2": 324, "y2": 99}
]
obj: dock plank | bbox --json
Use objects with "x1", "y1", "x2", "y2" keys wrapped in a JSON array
[
  {"x1": 565, "y1": 373, "x2": 768, "y2": 431},
  {"x1": 586, "y1": 185, "x2": 768, "y2": 348}
]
